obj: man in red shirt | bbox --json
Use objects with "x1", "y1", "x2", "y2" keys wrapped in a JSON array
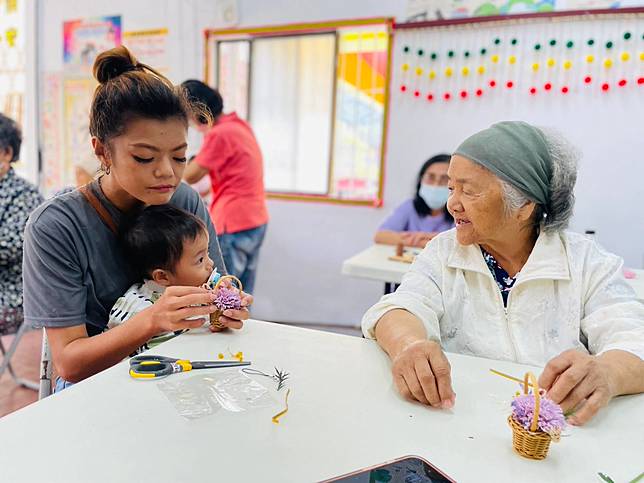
[{"x1": 182, "y1": 80, "x2": 268, "y2": 295}]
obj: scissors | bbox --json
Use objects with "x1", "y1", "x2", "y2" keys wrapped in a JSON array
[{"x1": 129, "y1": 354, "x2": 250, "y2": 380}]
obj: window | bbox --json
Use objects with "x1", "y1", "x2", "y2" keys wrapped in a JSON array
[{"x1": 205, "y1": 19, "x2": 392, "y2": 205}]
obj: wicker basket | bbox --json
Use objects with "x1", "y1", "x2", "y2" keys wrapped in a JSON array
[
  {"x1": 209, "y1": 275, "x2": 243, "y2": 329},
  {"x1": 508, "y1": 372, "x2": 553, "y2": 460}
]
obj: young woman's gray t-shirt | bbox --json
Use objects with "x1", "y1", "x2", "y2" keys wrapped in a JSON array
[{"x1": 22, "y1": 180, "x2": 225, "y2": 336}]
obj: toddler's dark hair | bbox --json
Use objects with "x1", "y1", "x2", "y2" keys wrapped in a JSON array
[{"x1": 119, "y1": 205, "x2": 206, "y2": 279}]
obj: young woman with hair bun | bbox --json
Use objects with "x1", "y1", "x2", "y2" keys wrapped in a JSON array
[{"x1": 22, "y1": 46, "x2": 251, "y2": 389}]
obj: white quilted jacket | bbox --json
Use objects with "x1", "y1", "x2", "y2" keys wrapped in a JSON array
[{"x1": 362, "y1": 229, "x2": 644, "y2": 366}]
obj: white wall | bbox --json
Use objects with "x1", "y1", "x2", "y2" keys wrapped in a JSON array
[{"x1": 38, "y1": 0, "x2": 643, "y2": 329}]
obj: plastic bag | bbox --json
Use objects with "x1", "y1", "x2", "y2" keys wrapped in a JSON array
[{"x1": 157, "y1": 369, "x2": 274, "y2": 419}]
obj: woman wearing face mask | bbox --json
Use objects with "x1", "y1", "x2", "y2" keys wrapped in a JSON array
[{"x1": 375, "y1": 154, "x2": 453, "y2": 248}]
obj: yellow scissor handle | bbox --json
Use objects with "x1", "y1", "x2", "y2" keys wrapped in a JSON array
[
  {"x1": 129, "y1": 359, "x2": 193, "y2": 379},
  {"x1": 175, "y1": 360, "x2": 192, "y2": 371}
]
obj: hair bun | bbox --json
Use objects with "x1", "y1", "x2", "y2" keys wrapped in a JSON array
[{"x1": 93, "y1": 45, "x2": 139, "y2": 84}]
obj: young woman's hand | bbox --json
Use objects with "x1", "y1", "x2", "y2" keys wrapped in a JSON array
[
  {"x1": 148, "y1": 286, "x2": 219, "y2": 334},
  {"x1": 209, "y1": 290, "x2": 253, "y2": 332}
]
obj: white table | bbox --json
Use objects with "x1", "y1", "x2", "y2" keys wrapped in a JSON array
[
  {"x1": 343, "y1": 244, "x2": 644, "y2": 300},
  {"x1": 0, "y1": 320, "x2": 642, "y2": 482}
]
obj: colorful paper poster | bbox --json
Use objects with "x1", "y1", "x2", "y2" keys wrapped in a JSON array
[
  {"x1": 41, "y1": 72, "x2": 64, "y2": 196},
  {"x1": 123, "y1": 28, "x2": 169, "y2": 74},
  {"x1": 63, "y1": 16, "x2": 121, "y2": 71},
  {"x1": 331, "y1": 29, "x2": 388, "y2": 200},
  {"x1": 0, "y1": 0, "x2": 25, "y2": 125},
  {"x1": 63, "y1": 78, "x2": 97, "y2": 189},
  {"x1": 405, "y1": 0, "x2": 628, "y2": 20}
]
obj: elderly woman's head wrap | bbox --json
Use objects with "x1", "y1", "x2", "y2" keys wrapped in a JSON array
[{"x1": 454, "y1": 121, "x2": 553, "y2": 207}]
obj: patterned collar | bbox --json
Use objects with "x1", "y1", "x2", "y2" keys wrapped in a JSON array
[{"x1": 481, "y1": 247, "x2": 517, "y2": 306}]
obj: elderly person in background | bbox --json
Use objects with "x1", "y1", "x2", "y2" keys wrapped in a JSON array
[
  {"x1": 0, "y1": 113, "x2": 43, "y2": 334},
  {"x1": 362, "y1": 121, "x2": 644, "y2": 426}
]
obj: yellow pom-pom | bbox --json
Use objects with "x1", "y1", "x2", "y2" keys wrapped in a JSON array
[
  {"x1": 415, "y1": 67, "x2": 423, "y2": 76},
  {"x1": 428, "y1": 69, "x2": 436, "y2": 79},
  {"x1": 445, "y1": 67, "x2": 453, "y2": 77},
  {"x1": 532, "y1": 62, "x2": 539, "y2": 72},
  {"x1": 640, "y1": 52, "x2": 644, "y2": 61},
  {"x1": 218, "y1": 353, "x2": 224, "y2": 359},
  {"x1": 234, "y1": 351, "x2": 244, "y2": 362},
  {"x1": 563, "y1": 60, "x2": 572, "y2": 69},
  {"x1": 491, "y1": 54, "x2": 499, "y2": 63},
  {"x1": 508, "y1": 55, "x2": 516, "y2": 65},
  {"x1": 402, "y1": 63, "x2": 409, "y2": 72},
  {"x1": 604, "y1": 58, "x2": 613, "y2": 68},
  {"x1": 620, "y1": 52, "x2": 630, "y2": 62},
  {"x1": 462, "y1": 67, "x2": 469, "y2": 76},
  {"x1": 477, "y1": 65, "x2": 485, "y2": 74},
  {"x1": 547, "y1": 58, "x2": 555, "y2": 67},
  {"x1": 586, "y1": 55, "x2": 594, "y2": 63}
]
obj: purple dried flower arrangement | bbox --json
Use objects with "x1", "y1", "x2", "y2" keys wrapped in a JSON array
[
  {"x1": 213, "y1": 286, "x2": 242, "y2": 311},
  {"x1": 511, "y1": 390, "x2": 565, "y2": 439}
]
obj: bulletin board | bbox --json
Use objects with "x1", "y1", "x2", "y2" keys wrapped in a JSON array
[{"x1": 388, "y1": 8, "x2": 644, "y2": 266}]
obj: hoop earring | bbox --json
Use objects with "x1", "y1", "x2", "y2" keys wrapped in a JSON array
[{"x1": 105, "y1": 165, "x2": 111, "y2": 175}]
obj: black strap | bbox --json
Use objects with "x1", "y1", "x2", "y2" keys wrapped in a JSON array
[{"x1": 79, "y1": 184, "x2": 118, "y2": 235}]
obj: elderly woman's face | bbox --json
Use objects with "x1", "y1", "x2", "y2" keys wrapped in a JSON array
[{"x1": 446, "y1": 155, "x2": 509, "y2": 246}]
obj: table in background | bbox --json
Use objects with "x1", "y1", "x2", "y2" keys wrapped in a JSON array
[
  {"x1": 0, "y1": 320, "x2": 642, "y2": 482},
  {"x1": 342, "y1": 244, "x2": 644, "y2": 300}
]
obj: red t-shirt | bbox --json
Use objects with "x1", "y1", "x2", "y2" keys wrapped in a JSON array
[{"x1": 195, "y1": 112, "x2": 268, "y2": 234}]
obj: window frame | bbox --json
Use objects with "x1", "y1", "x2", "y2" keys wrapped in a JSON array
[{"x1": 204, "y1": 18, "x2": 394, "y2": 207}]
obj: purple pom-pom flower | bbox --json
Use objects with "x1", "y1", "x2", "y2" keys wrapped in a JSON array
[
  {"x1": 213, "y1": 287, "x2": 242, "y2": 311},
  {"x1": 511, "y1": 391, "x2": 565, "y2": 438}
]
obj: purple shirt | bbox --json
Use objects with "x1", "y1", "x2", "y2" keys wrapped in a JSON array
[{"x1": 379, "y1": 199, "x2": 454, "y2": 233}]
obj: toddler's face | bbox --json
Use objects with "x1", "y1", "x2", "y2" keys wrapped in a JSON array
[{"x1": 165, "y1": 229, "x2": 214, "y2": 287}]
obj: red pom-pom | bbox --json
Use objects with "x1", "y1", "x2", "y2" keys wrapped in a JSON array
[
  {"x1": 444, "y1": 92, "x2": 451, "y2": 100},
  {"x1": 601, "y1": 83, "x2": 610, "y2": 91},
  {"x1": 529, "y1": 87, "x2": 537, "y2": 94},
  {"x1": 618, "y1": 79, "x2": 627, "y2": 87},
  {"x1": 584, "y1": 76, "x2": 592, "y2": 84},
  {"x1": 638, "y1": 77, "x2": 644, "y2": 85},
  {"x1": 460, "y1": 90, "x2": 468, "y2": 98},
  {"x1": 414, "y1": 90, "x2": 420, "y2": 97},
  {"x1": 561, "y1": 86, "x2": 569, "y2": 94},
  {"x1": 400, "y1": 85, "x2": 407, "y2": 92},
  {"x1": 544, "y1": 83, "x2": 552, "y2": 91},
  {"x1": 427, "y1": 93, "x2": 434, "y2": 101},
  {"x1": 476, "y1": 89, "x2": 483, "y2": 96},
  {"x1": 506, "y1": 81, "x2": 514, "y2": 89},
  {"x1": 489, "y1": 80, "x2": 496, "y2": 87}
]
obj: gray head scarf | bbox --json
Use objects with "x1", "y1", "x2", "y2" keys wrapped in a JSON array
[{"x1": 453, "y1": 121, "x2": 553, "y2": 206}]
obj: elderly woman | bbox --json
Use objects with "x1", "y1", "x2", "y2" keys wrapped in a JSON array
[
  {"x1": 362, "y1": 121, "x2": 644, "y2": 425},
  {"x1": 0, "y1": 113, "x2": 43, "y2": 334}
]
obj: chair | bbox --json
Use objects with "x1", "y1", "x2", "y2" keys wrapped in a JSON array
[
  {"x1": 0, "y1": 313, "x2": 39, "y2": 391},
  {"x1": 38, "y1": 329, "x2": 52, "y2": 399}
]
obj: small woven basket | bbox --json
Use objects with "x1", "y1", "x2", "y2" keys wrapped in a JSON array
[
  {"x1": 209, "y1": 275, "x2": 243, "y2": 329},
  {"x1": 508, "y1": 372, "x2": 553, "y2": 460}
]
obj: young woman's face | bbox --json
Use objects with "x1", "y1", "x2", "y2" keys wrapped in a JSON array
[{"x1": 100, "y1": 117, "x2": 189, "y2": 205}]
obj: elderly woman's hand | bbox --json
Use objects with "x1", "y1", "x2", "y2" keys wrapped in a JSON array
[
  {"x1": 391, "y1": 339, "x2": 456, "y2": 409},
  {"x1": 209, "y1": 290, "x2": 253, "y2": 332},
  {"x1": 539, "y1": 349, "x2": 617, "y2": 425}
]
